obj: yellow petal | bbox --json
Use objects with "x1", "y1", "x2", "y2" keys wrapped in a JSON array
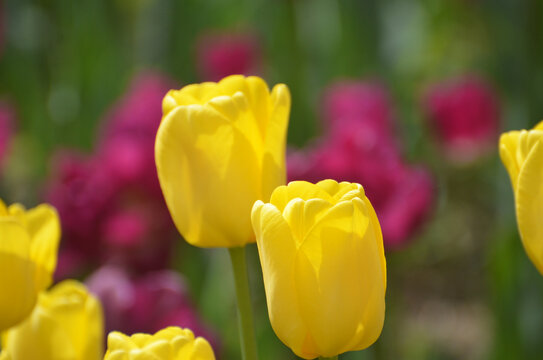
[
  {"x1": 295, "y1": 199, "x2": 385, "y2": 356},
  {"x1": 251, "y1": 201, "x2": 311, "y2": 358},
  {"x1": 270, "y1": 181, "x2": 334, "y2": 213},
  {"x1": 0, "y1": 219, "x2": 36, "y2": 331},
  {"x1": 515, "y1": 137, "x2": 543, "y2": 275},
  {"x1": 261, "y1": 84, "x2": 290, "y2": 200},
  {"x1": 105, "y1": 327, "x2": 215, "y2": 360},
  {"x1": 156, "y1": 103, "x2": 260, "y2": 247},
  {"x1": 26, "y1": 204, "x2": 61, "y2": 291},
  {"x1": 0, "y1": 199, "x2": 7, "y2": 215}
]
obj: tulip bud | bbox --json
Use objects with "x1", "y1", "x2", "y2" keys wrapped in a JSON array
[
  {"x1": 104, "y1": 326, "x2": 215, "y2": 360},
  {"x1": 0, "y1": 199, "x2": 60, "y2": 331},
  {"x1": 500, "y1": 121, "x2": 543, "y2": 274},
  {"x1": 1, "y1": 280, "x2": 104, "y2": 360},
  {"x1": 251, "y1": 179, "x2": 387, "y2": 359},
  {"x1": 156, "y1": 75, "x2": 291, "y2": 247}
]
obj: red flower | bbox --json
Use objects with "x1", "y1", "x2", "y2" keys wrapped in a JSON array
[{"x1": 423, "y1": 76, "x2": 500, "y2": 164}]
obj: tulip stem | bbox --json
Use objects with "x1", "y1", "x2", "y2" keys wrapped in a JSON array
[
  {"x1": 229, "y1": 246, "x2": 259, "y2": 360},
  {"x1": 319, "y1": 357, "x2": 338, "y2": 360}
]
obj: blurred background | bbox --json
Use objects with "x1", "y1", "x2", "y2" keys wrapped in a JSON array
[{"x1": 1, "y1": 0, "x2": 543, "y2": 359}]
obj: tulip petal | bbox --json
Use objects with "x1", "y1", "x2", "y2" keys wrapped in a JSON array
[
  {"x1": 190, "y1": 337, "x2": 216, "y2": 360},
  {"x1": 349, "y1": 198, "x2": 386, "y2": 350},
  {"x1": 270, "y1": 181, "x2": 334, "y2": 212},
  {"x1": 295, "y1": 199, "x2": 385, "y2": 356},
  {"x1": 251, "y1": 201, "x2": 311, "y2": 358},
  {"x1": 261, "y1": 84, "x2": 290, "y2": 200},
  {"x1": 0, "y1": 199, "x2": 6, "y2": 215},
  {"x1": 0, "y1": 219, "x2": 36, "y2": 331},
  {"x1": 516, "y1": 137, "x2": 543, "y2": 275},
  {"x1": 156, "y1": 104, "x2": 260, "y2": 247},
  {"x1": 25, "y1": 204, "x2": 60, "y2": 291}
]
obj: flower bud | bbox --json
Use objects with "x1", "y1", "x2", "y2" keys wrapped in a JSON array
[
  {"x1": 156, "y1": 75, "x2": 290, "y2": 247},
  {"x1": 104, "y1": 327, "x2": 215, "y2": 360},
  {"x1": 251, "y1": 180, "x2": 386, "y2": 359}
]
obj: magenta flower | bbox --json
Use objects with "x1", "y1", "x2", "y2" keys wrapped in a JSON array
[
  {"x1": 0, "y1": 101, "x2": 14, "y2": 171},
  {"x1": 97, "y1": 72, "x2": 173, "y2": 195},
  {"x1": 86, "y1": 266, "x2": 219, "y2": 352},
  {"x1": 45, "y1": 151, "x2": 115, "y2": 263},
  {"x1": 46, "y1": 72, "x2": 176, "y2": 276},
  {"x1": 196, "y1": 32, "x2": 261, "y2": 81},
  {"x1": 288, "y1": 80, "x2": 434, "y2": 249},
  {"x1": 422, "y1": 76, "x2": 500, "y2": 164},
  {"x1": 322, "y1": 81, "x2": 395, "y2": 138}
]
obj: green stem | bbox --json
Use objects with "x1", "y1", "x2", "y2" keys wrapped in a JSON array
[
  {"x1": 319, "y1": 357, "x2": 338, "y2": 360},
  {"x1": 229, "y1": 246, "x2": 259, "y2": 360}
]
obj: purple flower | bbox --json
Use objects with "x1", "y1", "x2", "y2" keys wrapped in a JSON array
[
  {"x1": 196, "y1": 32, "x2": 261, "y2": 81},
  {"x1": 422, "y1": 76, "x2": 500, "y2": 164}
]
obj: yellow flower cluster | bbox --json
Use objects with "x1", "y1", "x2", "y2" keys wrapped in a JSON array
[
  {"x1": 156, "y1": 75, "x2": 387, "y2": 359},
  {"x1": 1, "y1": 75, "x2": 390, "y2": 360}
]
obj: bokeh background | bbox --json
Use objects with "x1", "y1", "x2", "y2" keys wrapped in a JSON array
[{"x1": 1, "y1": 0, "x2": 543, "y2": 359}]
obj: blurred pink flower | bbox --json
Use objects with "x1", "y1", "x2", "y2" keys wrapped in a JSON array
[
  {"x1": 46, "y1": 72, "x2": 176, "y2": 276},
  {"x1": 322, "y1": 81, "x2": 395, "y2": 138},
  {"x1": 196, "y1": 32, "x2": 261, "y2": 81},
  {"x1": 97, "y1": 72, "x2": 173, "y2": 195},
  {"x1": 45, "y1": 151, "x2": 115, "y2": 262},
  {"x1": 422, "y1": 76, "x2": 500, "y2": 164},
  {"x1": 86, "y1": 266, "x2": 219, "y2": 352},
  {"x1": 0, "y1": 101, "x2": 14, "y2": 171},
  {"x1": 289, "y1": 80, "x2": 434, "y2": 249}
]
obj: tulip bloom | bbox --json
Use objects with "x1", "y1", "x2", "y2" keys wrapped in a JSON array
[
  {"x1": 1, "y1": 280, "x2": 104, "y2": 360},
  {"x1": 0, "y1": 200, "x2": 60, "y2": 331},
  {"x1": 104, "y1": 327, "x2": 215, "y2": 360},
  {"x1": 500, "y1": 121, "x2": 543, "y2": 274},
  {"x1": 156, "y1": 75, "x2": 290, "y2": 247},
  {"x1": 251, "y1": 180, "x2": 386, "y2": 359}
]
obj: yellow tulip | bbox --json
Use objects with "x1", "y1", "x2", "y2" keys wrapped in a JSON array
[
  {"x1": 104, "y1": 326, "x2": 215, "y2": 360},
  {"x1": 500, "y1": 120, "x2": 543, "y2": 274},
  {"x1": 0, "y1": 199, "x2": 60, "y2": 331},
  {"x1": 251, "y1": 180, "x2": 387, "y2": 359},
  {"x1": 2, "y1": 280, "x2": 104, "y2": 360},
  {"x1": 155, "y1": 75, "x2": 290, "y2": 247}
]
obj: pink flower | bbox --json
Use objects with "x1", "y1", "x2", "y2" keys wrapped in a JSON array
[
  {"x1": 288, "y1": 80, "x2": 434, "y2": 249},
  {"x1": 97, "y1": 72, "x2": 173, "y2": 195},
  {"x1": 46, "y1": 72, "x2": 177, "y2": 276},
  {"x1": 422, "y1": 76, "x2": 500, "y2": 164},
  {"x1": 196, "y1": 32, "x2": 261, "y2": 81},
  {"x1": 86, "y1": 266, "x2": 219, "y2": 352},
  {"x1": 0, "y1": 101, "x2": 14, "y2": 171},
  {"x1": 322, "y1": 81, "x2": 395, "y2": 138},
  {"x1": 45, "y1": 151, "x2": 115, "y2": 262}
]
